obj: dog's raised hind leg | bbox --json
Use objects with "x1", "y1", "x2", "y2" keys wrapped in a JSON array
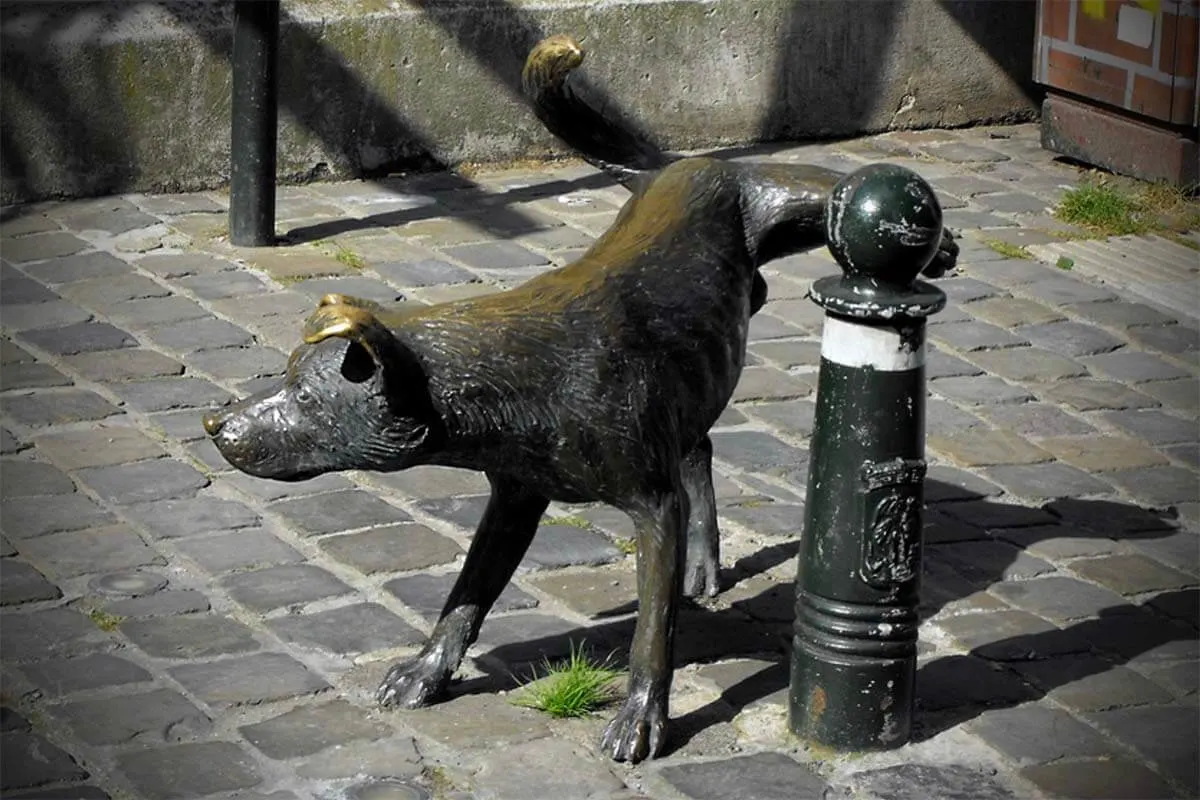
[{"x1": 377, "y1": 475, "x2": 548, "y2": 709}]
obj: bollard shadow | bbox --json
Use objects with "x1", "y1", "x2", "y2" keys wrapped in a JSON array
[{"x1": 420, "y1": 479, "x2": 1193, "y2": 756}]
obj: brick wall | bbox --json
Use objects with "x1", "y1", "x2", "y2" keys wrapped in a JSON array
[{"x1": 1035, "y1": 0, "x2": 1199, "y2": 128}]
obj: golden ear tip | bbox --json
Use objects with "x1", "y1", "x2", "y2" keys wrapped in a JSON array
[{"x1": 319, "y1": 293, "x2": 348, "y2": 307}]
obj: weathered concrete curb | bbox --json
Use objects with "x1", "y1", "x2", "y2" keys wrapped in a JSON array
[{"x1": 1, "y1": 0, "x2": 1039, "y2": 204}]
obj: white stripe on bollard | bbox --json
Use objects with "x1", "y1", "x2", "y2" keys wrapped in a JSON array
[{"x1": 820, "y1": 315, "x2": 924, "y2": 371}]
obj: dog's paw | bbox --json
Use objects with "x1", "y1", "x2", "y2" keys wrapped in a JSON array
[
  {"x1": 682, "y1": 555, "x2": 719, "y2": 598},
  {"x1": 921, "y1": 227, "x2": 959, "y2": 279},
  {"x1": 376, "y1": 658, "x2": 449, "y2": 709},
  {"x1": 600, "y1": 694, "x2": 667, "y2": 763}
]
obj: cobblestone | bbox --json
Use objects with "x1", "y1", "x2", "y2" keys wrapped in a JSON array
[
  {"x1": 0, "y1": 460, "x2": 76, "y2": 498},
  {"x1": 1103, "y1": 409, "x2": 1197, "y2": 444},
  {"x1": 1, "y1": 361, "x2": 72, "y2": 389},
  {"x1": 108, "y1": 376, "x2": 231, "y2": 412},
  {"x1": 0, "y1": 559, "x2": 62, "y2": 605},
  {"x1": 1020, "y1": 759, "x2": 1177, "y2": 800},
  {"x1": 53, "y1": 688, "x2": 212, "y2": 745},
  {"x1": 966, "y1": 703, "x2": 1116, "y2": 765},
  {"x1": 239, "y1": 699, "x2": 390, "y2": 759},
  {"x1": 656, "y1": 752, "x2": 828, "y2": 800},
  {"x1": 63, "y1": 349, "x2": 184, "y2": 382},
  {"x1": 106, "y1": 590, "x2": 210, "y2": 619},
  {"x1": 223, "y1": 564, "x2": 353, "y2": 612},
  {"x1": 1036, "y1": 435, "x2": 1169, "y2": 471},
  {"x1": 174, "y1": 529, "x2": 304, "y2": 574},
  {"x1": 0, "y1": 732, "x2": 89, "y2": 790},
  {"x1": 1084, "y1": 704, "x2": 1199, "y2": 795},
  {"x1": 115, "y1": 741, "x2": 262, "y2": 799},
  {"x1": 966, "y1": 347, "x2": 1087, "y2": 382},
  {"x1": 520, "y1": 523, "x2": 622, "y2": 571},
  {"x1": 929, "y1": 375, "x2": 1033, "y2": 405},
  {"x1": 121, "y1": 496, "x2": 260, "y2": 540},
  {"x1": 122, "y1": 614, "x2": 259, "y2": 659},
  {"x1": 20, "y1": 321, "x2": 136, "y2": 355},
  {"x1": 75, "y1": 459, "x2": 209, "y2": 505},
  {"x1": 319, "y1": 523, "x2": 462, "y2": 574},
  {"x1": 18, "y1": 524, "x2": 163, "y2": 578},
  {"x1": 1082, "y1": 349, "x2": 1191, "y2": 383},
  {"x1": 1042, "y1": 378, "x2": 1160, "y2": 411},
  {"x1": 384, "y1": 572, "x2": 538, "y2": 622},
  {"x1": 144, "y1": 316, "x2": 254, "y2": 352},
  {"x1": 1106, "y1": 465, "x2": 1198, "y2": 506},
  {"x1": 1, "y1": 494, "x2": 116, "y2": 539},
  {"x1": 990, "y1": 576, "x2": 1132, "y2": 623},
  {"x1": 168, "y1": 652, "x2": 330, "y2": 707},
  {"x1": 1, "y1": 300, "x2": 93, "y2": 331},
  {"x1": 267, "y1": 602, "x2": 424, "y2": 656},
  {"x1": 269, "y1": 489, "x2": 408, "y2": 536},
  {"x1": 982, "y1": 461, "x2": 1114, "y2": 499},
  {"x1": 929, "y1": 320, "x2": 1029, "y2": 351}
]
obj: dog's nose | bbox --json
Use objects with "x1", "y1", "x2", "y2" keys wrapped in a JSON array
[{"x1": 202, "y1": 411, "x2": 225, "y2": 437}]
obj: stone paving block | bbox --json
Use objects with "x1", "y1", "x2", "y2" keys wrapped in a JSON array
[
  {"x1": 0, "y1": 493, "x2": 116, "y2": 539},
  {"x1": 407, "y1": 691, "x2": 552, "y2": 749},
  {"x1": 409, "y1": 281, "x2": 499, "y2": 305},
  {"x1": 1, "y1": 300, "x2": 93, "y2": 331},
  {"x1": 373, "y1": 258, "x2": 478, "y2": 286},
  {"x1": 740, "y1": 400, "x2": 817, "y2": 439},
  {"x1": 440, "y1": 241, "x2": 549, "y2": 269},
  {"x1": 996, "y1": 525, "x2": 1125, "y2": 560},
  {"x1": 20, "y1": 652, "x2": 151, "y2": 696},
  {"x1": 1070, "y1": 554, "x2": 1195, "y2": 596},
  {"x1": 0, "y1": 460, "x2": 76, "y2": 498},
  {"x1": 476, "y1": 612, "x2": 592, "y2": 664},
  {"x1": 965, "y1": 703, "x2": 1117, "y2": 765},
  {"x1": 746, "y1": 313, "x2": 802, "y2": 341},
  {"x1": 121, "y1": 613, "x2": 259, "y2": 659},
  {"x1": 1104, "y1": 409, "x2": 1197, "y2": 445},
  {"x1": 1012, "y1": 656, "x2": 1174, "y2": 711},
  {"x1": 1106, "y1": 465, "x2": 1198, "y2": 506},
  {"x1": 0, "y1": 211, "x2": 59, "y2": 237},
  {"x1": 976, "y1": 192, "x2": 1052, "y2": 215},
  {"x1": 76, "y1": 458, "x2": 209, "y2": 505},
  {"x1": 106, "y1": 589, "x2": 211, "y2": 619},
  {"x1": 122, "y1": 496, "x2": 260, "y2": 542},
  {"x1": 1146, "y1": 588, "x2": 1199, "y2": 629},
  {"x1": 1162, "y1": 442, "x2": 1199, "y2": 468},
  {"x1": 270, "y1": 489, "x2": 408, "y2": 536},
  {"x1": 175, "y1": 529, "x2": 303, "y2": 573},
  {"x1": 1043, "y1": 378, "x2": 1160, "y2": 411},
  {"x1": 526, "y1": 567, "x2": 637, "y2": 619},
  {"x1": 61, "y1": 348, "x2": 184, "y2": 382},
  {"x1": 0, "y1": 559, "x2": 62, "y2": 605},
  {"x1": 108, "y1": 376, "x2": 232, "y2": 412},
  {"x1": 1082, "y1": 350, "x2": 1191, "y2": 384},
  {"x1": 268, "y1": 602, "x2": 424, "y2": 655},
  {"x1": 923, "y1": 509, "x2": 990, "y2": 544},
  {"x1": 1, "y1": 388, "x2": 120, "y2": 429},
  {"x1": 937, "y1": 498, "x2": 1058, "y2": 529},
  {"x1": 1036, "y1": 435, "x2": 1169, "y2": 471},
  {"x1": 1020, "y1": 758, "x2": 1177, "y2": 800},
  {"x1": 1085, "y1": 611, "x2": 1200, "y2": 664},
  {"x1": 1126, "y1": 323, "x2": 1199, "y2": 355},
  {"x1": 145, "y1": 409, "x2": 208, "y2": 441},
  {"x1": 20, "y1": 321, "x2": 136, "y2": 355},
  {"x1": 845, "y1": 763, "x2": 1017, "y2": 800},
  {"x1": 1084, "y1": 704, "x2": 1199, "y2": 796},
  {"x1": 721, "y1": 502, "x2": 805, "y2": 539},
  {"x1": 1137, "y1": 377, "x2": 1199, "y2": 412},
  {"x1": 1, "y1": 607, "x2": 113, "y2": 659},
  {"x1": 937, "y1": 276, "x2": 1005, "y2": 303},
  {"x1": 58, "y1": 274, "x2": 170, "y2": 307},
  {"x1": 174, "y1": 270, "x2": 272, "y2": 300},
  {"x1": 930, "y1": 320, "x2": 1031, "y2": 352},
  {"x1": 22, "y1": 250, "x2": 125, "y2": 285},
  {"x1": 943, "y1": 208, "x2": 1017, "y2": 229},
  {"x1": 990, "y1": 575, "x2": 1131, "y2": 622},
  {"x1": 185, "y1": 346, "x2": 286, "y2": 380},
  {"x1": 240, "y1": 699, "x2": 391, "y2": 760},
  {"x1": 5, "y1": 785, "x2": 113, "y2": 799},
  {"x1": 413, "y1": 494, "x2": 491, "y2": 532},
  {"x1": 105, "y1": 296, "x2": 209, "y2": 327},
  {"x1": 709, "y1": 430, "x2": 807, "y2": 476},
  {"x1": 763, "y1": 298, "x2": 827, "y2": 331},
  {"x1": 2, "y1": 340, "x2": 35, "y2": 364},
  {"x1": 1072, "y1": 303, "x2": 1180, "y2": 335},
  {"x1": 931, "y1": 539, "x2": 1055, "y2": 584},
  {"x1": 135, "y1": 252, "x2": 234, "y2": 278},
  {"x1": 62, "y1": 201, "x2": 158, "y2": 234},
  {"x1": 928, "y1": 428, "x2": 1050, "y2": 467},
  {"x1": 964, "y1": 295, "x2": 1065, "y2": 328},
  {"x1": 922, "y1": 399, "x2": 988, "y2": 437},
  {"x1": 974, "y1": 403, "x2": 1096, "y2": 439},
  {"x1": 1143, "y1": 660, "x2": 1200, "y2": 697},
  {"x1": 1133, "y1": 530, "x2": 1200, "y2": 577},
  {"x1": 0, "y1": 429, "x2": 26, "y2": 455},
  {"x1": 288, "y1": 275, "x2": 405, "y2": 306},
  {"x1": 1, "y1": 272, "x2": 61, "y2": 306},
  {"x1": 220, "y1": 471, "x2": 354, "y2": 502},
  {"x1": 1, "y1": 233, "x2": 90, "y2": 264},
  {"x1": 362, "y1": 465, "x2": 490, "y2": 499},
  {"x1": 968, "y1": 346, "x2": 1089, "y2": 382},
  {"x1": 1018, "y1": 275, "x2": 1118, "y2": 306},
  {"x1": 209, "y1": 291, "x2": 313, "y2": 323},
  {"x1": 0, "y1": 361, "x2": 73, "y2": 389},
  {"x1": 52, "y1": 686, "x2": 212, "y2": 746},
  {"x1": 0, "y1": 732, "x2": 89, "y2": 790},
  {"x1": 929, "y1": 375, "x2": 1033, "y2": 405},
  {"x1": 145, "y1": 316, "x2": 255, "y2": 352},
  {"x1": 115, "y1": 741, "x2": 262, "y2": 800},
  {"x1": 244, "y1": 248, "x2": 352, "y2": 280},
  {"x1": 1045, "y1": 497, "x2": 1180, "y2": 536},
  {"x1": 384, "y1": 572, "x2": 538, "y2": 621},
  {"x1": 916, "y1": 653, "x2": 1039, "y2": 710},
  {"x1": 319, "y1": 523, "x2": 461, "y2": 574},
  {"x1": 183, "y1": 437, "x2": 232, "y2": 473},
  {"x1": 1015, "y1": 320, "x2": 1127, "y2": 358},
  {"x1": 983, "y1": 461, "x2": 1114, "y2": 499},
  {"x1": 730, "y1": 366, "x2": 812, "y2": 403},
  {"x1": 19, "y1": 524, "x2": 162, "y2": 579},
  {"x1": 222, "y1": 561, "x2": 353, "y2": 612},
  {"x1": 520, "y1": 523, "x2": 621, "y2": 571},
  {"x1": 656, "y1": 752, "x2": 829, "y2": 800},
  {"x1": 168, "y1": 652, "x2": 330, "y2": 707},
  {"x1": 746, "y1": 339, "x2": 821, "y2": 369}
]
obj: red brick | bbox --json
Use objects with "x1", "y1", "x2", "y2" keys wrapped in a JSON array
[
  {"x1": 1075, "y1": 2, "x2": 1159, "y2": 66},
  {"x1": 1170, "y1": 83, "x2": 1198, "y2": 125},
  {"x1": 1041, "y1": 92, "x2": 1199, "y2": 187},
  {"x1": 1130, "y1": 73, "x2": 1175, "y2": 120},
  {"x1": 1159, "y1": 10, "x2": 1199, "y2": 78},
  {"x1": 1042, "y1": 0, "x2": 1073, "y2": 41},
  {"x1": 1047, "y1": 47, "x2": 1130, "y2": 107}
]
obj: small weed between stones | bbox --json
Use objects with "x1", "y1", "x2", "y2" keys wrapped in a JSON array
[
  {"x1": 982, "y1": 239, "x2": 1032, "y2": 259},
  {"x1": 511, "y1": 643, "x2": 620, "y2": 718},
  {"x1": 614, "y1": 537, "x2": 637, "y2": 555},
  {"x1": 1055, "y1": 256, "x2": 1075, "y2": 271},
  {"x1": 88, "y1": 609, "x2": 123, "y2": 631},
  {"x1": 1054, "y1": 175, "x2": 1200, "y2": 240},
  {"x1": 543, "y1": 515, "x2": 591, "y2": 529},
  {"x1": 333, "y1": 245, "x2": 366, "y2": 270}
]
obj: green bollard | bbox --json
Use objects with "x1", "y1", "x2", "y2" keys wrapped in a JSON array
[{"x1": 789, "y1": 164, "x2": 947, "y2": 751}]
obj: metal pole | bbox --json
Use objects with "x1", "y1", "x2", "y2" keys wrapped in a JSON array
[
  {"x1": 789, "y1": 164, "x2": 947, "y2": 751},
  {"x1": 230, "y1": 0, "x2": 279, "y2": 247}
]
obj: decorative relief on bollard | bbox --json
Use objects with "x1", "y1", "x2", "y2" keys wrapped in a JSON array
[{"x1": 790, "y1": 163, "x2": 947, "y2": 752}]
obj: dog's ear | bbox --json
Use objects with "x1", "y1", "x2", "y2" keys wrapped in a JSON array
[{"x1": 302, "y1": 299, "x2": 430, "y2": 396}]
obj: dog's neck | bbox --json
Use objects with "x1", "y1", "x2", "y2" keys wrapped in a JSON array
[{"x1": 736, "y1": 163, "x2": 842, "y2": 264}]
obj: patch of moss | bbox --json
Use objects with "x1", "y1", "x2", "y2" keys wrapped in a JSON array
[
  {"x1": 543, "y1": 515, "x2": 591, "y2": 529},
  {"x1": 88, "y1": 609, "x2": 123, "y2": 632},
  {"x1": 982, "y1": 238, "x2": 1032, "y2": 259}
]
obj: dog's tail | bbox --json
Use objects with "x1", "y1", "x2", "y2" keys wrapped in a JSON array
[{"x1": 522, "y1": 35, "x2": 675, "y2": 187}]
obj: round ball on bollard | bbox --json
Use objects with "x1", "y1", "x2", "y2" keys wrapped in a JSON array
[{"x1": 824, "y1": 164, "x2": 944, "y2": 288}]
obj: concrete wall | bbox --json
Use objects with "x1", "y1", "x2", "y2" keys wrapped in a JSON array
[{"x1": 0, "y1": 0, "x2": 1039, "y2": 204}]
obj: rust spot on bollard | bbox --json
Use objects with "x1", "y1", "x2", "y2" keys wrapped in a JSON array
[{"x1": 809, "y1": 685, "x2": 827, "y2": 724}]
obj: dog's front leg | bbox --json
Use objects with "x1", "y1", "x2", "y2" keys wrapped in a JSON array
[
  {"x1": 377, "y1": 475, "x2": 548, "y2": 709},
  {"x1": 602, "y1": 487, "x2": 687, "y2": 762},
  {"x1": 681, "y1": 435, "x2": 720, "y2": 598}
]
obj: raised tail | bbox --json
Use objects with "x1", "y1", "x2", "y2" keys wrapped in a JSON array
[{"x1": 522, "y1": 35, "x2": 675, "y2": 187}]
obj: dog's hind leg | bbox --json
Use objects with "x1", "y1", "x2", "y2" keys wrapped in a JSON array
[
  {"x1": 602, "y1": 484, "x2": 687, "y2": 762},
  {"x1": 377, "y1": 475, "x2": 548, "y2": 709},
  {"x1": 680, "y1": 435, "x2": 720, "y2": 598}
]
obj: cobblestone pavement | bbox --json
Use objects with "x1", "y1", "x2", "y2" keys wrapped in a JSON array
[{"x1": 1, "y1": 124, "x2": 1197, "y2": 800}]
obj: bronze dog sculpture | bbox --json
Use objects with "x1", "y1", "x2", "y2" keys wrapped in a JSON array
[{"x1": 204, "y1": 35, "x2": 957, "y2": 762}]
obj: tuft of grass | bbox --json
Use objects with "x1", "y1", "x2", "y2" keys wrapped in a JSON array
[
  {"x1": 88, "y1": 609, "x2": 123, "y2": 631},
  {"x1": 333, "y1": 245, "x2": 366, "y2": 270},
  {"x1": 1055, "y1": 255, "x2": 1075, "y2": 271},
  {"x1": 511, "y1": 643, "x2": 620, "y2": 718},
  {"x1": 1055, "y1": 176, "x2": 1200, "y2": 238},
  {"x1": 983, "y1": 238, "x2": 1032, "y2": 259},
  {"x1": 543, "y1": 515, "x2": 591, "y2": 529},
  {"x1": 614, "y1": 537, "x2": 637, "y2": 555}
]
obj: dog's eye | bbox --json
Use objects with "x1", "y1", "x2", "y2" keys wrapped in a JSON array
[{"x1": 295, "y1": 388, "x2": 314, "y2": 405}]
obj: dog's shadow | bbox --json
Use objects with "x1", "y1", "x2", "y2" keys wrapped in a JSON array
[{"x1": 436, "y1": 479, "x2": 1194, "y2": 756}]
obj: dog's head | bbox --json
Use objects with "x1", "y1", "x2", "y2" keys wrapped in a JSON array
[{"x1": 203, "y1": 295, "x2": 439, "y2": 481}]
